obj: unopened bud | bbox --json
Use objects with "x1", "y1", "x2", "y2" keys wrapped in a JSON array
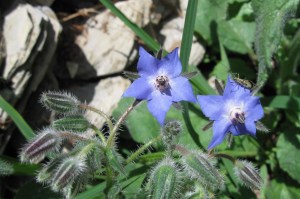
[
  {"x1": 234, "y1": 160, "x2": 262, "y2": 190},
  {"x1": 0, "y1": 159, "x2": 14, "y2": 176},
  {"x1": 182, "y1": 151, "x2": 224, "y2": 190},
  {"x1": 40, "y1": 91, "x2": 80, "y2": 114},
  {"x1": 20, "y1": 128, "x2": 62, "y2": 163},
  {"x1": 37, "y1": 154, "x2": 69, "y2": 183},
  {"x1": 148, "y1": 158, "x2": 181, "y2": 199},
  {"x1": 162, "y1": 120, "x2": 182, "y2": 146},
  {"x1": 52, "y1": 115, "x2": 90, "y2": 133},
  {"x1": 51, "y1": 157, "x2": 86, "y2": 192}
]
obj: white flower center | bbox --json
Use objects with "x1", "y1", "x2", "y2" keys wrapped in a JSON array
[
  {"x1": 155, "y1": 75, "x2": 170, "y2": 92},
  {"x1": 229, "y1": 107, "x2": 245, "y2": 124}
]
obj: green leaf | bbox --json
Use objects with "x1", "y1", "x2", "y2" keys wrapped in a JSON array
[
  {"x1": 113, "y1": 98, "x2": 212, "y2": 149},
  {"x1": 276, "y1": 132, "x2": 300, "y2": 183},
  {"x1": 261, "y1": 96, "x2": 300, "y2": 111},
  {"x1": 218, "y1": 19, "x2": 255, "y2": 54},
  {"x1": 15, "y1": 181, "x2": 60, "y2": 199},
  {"x1": 280, "y1": 29, "x2": 300, "y2": 81},
  {"x1": 266, "y1": 179, "x2": 300, "y2": 199},
  {"x1": 195, "y1": 0, "x2": 230, "y2": 44},
  {"x1": 252, "y1": 0, "x2": 300, "y2": 87},
  {"x1": 75, "y1": 183, "x2": 105, "y2": 199},
  {"x1": 0, "y1": 96, "x2": 35, "y2": 140},
  {"x1": 211, "y1": 43, "x2": 230, "y2": 81}
]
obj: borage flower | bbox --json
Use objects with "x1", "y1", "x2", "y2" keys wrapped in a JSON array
[
  {"x1": 197, "y1": 75, "x2": 264, "y2": 149},
  {"x1": 123, "y1": 47, "x2": 196, "y2": 125}
]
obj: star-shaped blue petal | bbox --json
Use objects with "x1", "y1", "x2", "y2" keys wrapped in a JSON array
[
  {"x1": 123, "y1": 47, "x2": 196, "y2": 125},
  {"x1": 197, "y1": 75, "x2": 264, "y2": 149}
]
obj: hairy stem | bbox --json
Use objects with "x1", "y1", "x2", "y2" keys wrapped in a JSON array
[
  {"x1": 79, "y1": 104, "x2": 114, "y2": 134},
  {"x1": 107, "y1": 100, "x2": 141, "y2": 147},
  {"x1": 210, "y1": 153, "x2": 236, "y2": 163},
  {"x1": 91, "y1": 125, "x2": 106, "y2": 144},
  {"x1": 126, "y1": 135, "x2": 162, "y2": 164}
]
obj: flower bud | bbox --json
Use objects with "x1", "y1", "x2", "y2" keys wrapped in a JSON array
[
  {"x1": 40, "y1": 91, "x2": 80, "y2": 114},
  {"x1": 162, "y1": 120, "x2": 182, "y2": 147},
  {"x1": 51, "y1": 157, "x2": 87, "y2": 192},
  {"x1": 0, "y1": 159, "x2": 14, "y2": 176},
  {"x1": 148, "y1": 157, "x2": 181, "y2": 199},
  {"x1": 37, "y1": 154, "x2": 69, "y2": 183},
  {"x1": 234, "y1": 160, "x2": 262, "y2": 190},
  {"x1": 182, "y1": 151, "x2": 224, "y2": 190},
  {"x1": 20, "y1": 128, "x2": 62, "y2": 163},
  {"x1": 52, "y1": 115, "x2": 90, "y2": 133}
]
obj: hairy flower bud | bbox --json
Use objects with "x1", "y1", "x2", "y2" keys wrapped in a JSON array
[
  {"x1": 52, "y1": 115, "x2": 90, "y2": 133},
  {"x1": 0, "y1": 159, "x2": 14, "y2": 176},
  {"x1": 234, "y1": 160, "x2": 262, "y2": 190},
  {"x1": 37, "y1": 154, "x2": 69, "y2": 183},
  {"x1": 20, "y1": 128, "x2": 62, "y2": 163},
  {"x1": 51, "y1": 157, "x2": 87, "y2": 192},
  {"x1": 162, "y1": 120, "x2": 182, "y2": 147},
  {"x1": 148, "y1": 157, "x2": 181, "y2": 199},
  {"x1": 40, "y1": 91, "x2": 80, "y2": 114},
  {"x1": 182, "y1": 151, "x2": 224, "y2": 190}
]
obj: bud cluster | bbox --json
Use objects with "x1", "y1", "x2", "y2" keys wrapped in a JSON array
[
  {"x1": 162, "y1": 120, "x2": 182, "y2": 149},
  {"x1": 20, "y1": 91, "x2": 105, "y2": 197}
]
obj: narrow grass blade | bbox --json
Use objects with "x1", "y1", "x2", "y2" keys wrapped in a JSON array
[{"x1": 0, "y1": 96, "x2": 35, "y2": 140}]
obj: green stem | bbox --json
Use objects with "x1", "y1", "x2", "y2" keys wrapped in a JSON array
[
  {"x1": 58, "y1": 131, "x2": 90, "y2": 141},
  {"x1": 126, "y1": 135, "x2": 162, "y2": 164},
  {"x1": 91, "y1": 125, "x2": 107, "y2": 144},
  {"x1": 107, "y1": 100, "x2": 141, "y2": 147},
  {"x1": 77, "y1": 142, "x2": 98, "y2": 158},
  {"x1": 104, "y1": 153, "x2": 114, "y2": 197},
  {"x1": 211, "y1": 153, "x2": 236, "y2": 163},
  {"x1": 79, "y1": 104, "x2": 114, "y2": 134}
]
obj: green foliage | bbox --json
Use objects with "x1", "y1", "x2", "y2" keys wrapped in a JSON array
[
  {"x1": 277, "y1": 132, "x2": 300, "y2": 183},
  {"x1": 2, "y1": 0, "x2": 300, "y2": 198},
  {"x1": 252, "y1": 0, "x2": 300, "y2": 87},
  {"x1": 0, "y1": 96, "x2": 35, "y2": 139}
]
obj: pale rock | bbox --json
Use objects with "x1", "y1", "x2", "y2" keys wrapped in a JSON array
[
  {"x1": 160, "y1": 17, "x2": 205, "y2": 66},
  {"x1": 74, "y1": 0, "x2": 153, "y2": 79},
  {"x1": 69, "y1": 77, "x2": 130, "y2": 128},
  {"x1": 0, "y1": 4, "x2": 61, "y2": 128}
]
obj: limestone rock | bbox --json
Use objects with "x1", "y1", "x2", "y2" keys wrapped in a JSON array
[
  {"x1": 160, "y1": 0, "x2": 205, "y2": 66},
  {"x1": 69, "y1": 77, "x2": 130, "y2": 128},
  {"x1": 73, "y1": 0, "x2": 153, "y2": 79},
  {"x1": 0, "y1": 3, "x2": 62, "y2": 128}
]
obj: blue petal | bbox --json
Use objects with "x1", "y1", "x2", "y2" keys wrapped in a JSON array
[
  {"x1": 223, "y1": 75, "x2": 251, "y2": 99},
  {"x1": 197, "y1": 95, "x2": 224, "y2": 120},
  {"x1": 137, "y1": 47, "x2": 158, "y2": 76},
  {"x1": 170, "y1": 76, "x2": 196, "y2": 103},
  {"x1": 245, "y1": 96, "x2": 264, "y2": 121},
  {"x1": 157, "y1": 48, "x2": 182, "y2": 77},
  {"x1": 208, "y1": 119, "x2": 231, "y2": 149},
  {"x1": 147, "y1": 91, "x2": 173, "y2": 125},
  {"x1": 123, "y1": 77, "x2": 153, "y2": 100},
  {"x1": 229, "y1": 119, "x2": 256, "y2": 136}
]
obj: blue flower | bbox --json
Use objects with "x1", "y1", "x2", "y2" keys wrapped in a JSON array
[
  {"x1": 123, "y1": 47, "x2": 196, "y2": 125},
  {"x1": 197, "y1": 75, "x2": 264, "y2": 149}
]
